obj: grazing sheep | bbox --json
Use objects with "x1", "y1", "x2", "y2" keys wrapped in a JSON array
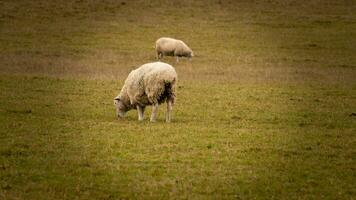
[
  {"x1": 155, "y1": 37, "x2": 194, "y2": 62},
  {"x1": 114, "y1": 61, "x2": 177, "y2": 122}
]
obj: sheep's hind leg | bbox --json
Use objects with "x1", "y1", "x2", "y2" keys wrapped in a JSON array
[
  {"x1": 157, "y1": 52, "x2": 163, "y2": 60},
  {"x1": 156, "y1": 51, "x2": 160, "y2": 60},
  {"x1": 150, "y1": 103, "x2": 159, "y2": 122},
  {"x1": 137, "y1": 105, "x2": 145, "y2": 121},
  {"x1": 166, "y1": 100, "x2": 173, "y2": 123}
]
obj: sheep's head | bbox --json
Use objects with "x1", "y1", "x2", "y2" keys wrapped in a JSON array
[
  {"x1": 188, "y1": 51, "x2": 194, "y2": 61},
  {"x1": 114, "y1": 97, "x2": 128, "y2": 118}
]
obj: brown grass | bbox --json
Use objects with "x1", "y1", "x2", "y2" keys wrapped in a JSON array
[{"x1": 1, "y1": 0, "x2": 355, "y2": 85}]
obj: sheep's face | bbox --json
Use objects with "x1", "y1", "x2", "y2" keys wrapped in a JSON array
[
  {"x1": 114, "y1": 98, "x2": 128, "y2": 118},
  {"x1": 188, "y1": 51, "x2": 194, "y2": 61}
]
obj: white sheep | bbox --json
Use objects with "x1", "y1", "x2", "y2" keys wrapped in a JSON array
[
  {"x1": 114, "y1": 61, "x2": 177, "y2": 122},
  {"x1": 155, "y1": 37, "x2": 194, "y2": 62}
]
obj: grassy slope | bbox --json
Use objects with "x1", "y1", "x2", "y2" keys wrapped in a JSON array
[{"x1": 1, "y1": 0, "x2": 356, "y2": 199}]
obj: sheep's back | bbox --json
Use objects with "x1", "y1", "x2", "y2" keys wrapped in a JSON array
[
  {"x1": 123, "y1": 62, "x2": 177, "y2": 105},
  {"x1": 156, "y1": 38, "x2": 179, "y2": 52},
  {"x1": 142, "y1": 62, "x2": 177, "y2": 104}
]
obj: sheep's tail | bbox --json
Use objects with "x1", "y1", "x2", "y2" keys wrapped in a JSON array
[
  {"x1": 166, "y1": 77, "x2": 177, "y2": 105},
  {"x1": 156, "y1": 77, "x2": 176, "y2": 105}
]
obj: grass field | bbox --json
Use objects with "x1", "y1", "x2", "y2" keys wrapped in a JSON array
[{"x1": 1, "y1": 0, "x2": 356, "y2": 199}]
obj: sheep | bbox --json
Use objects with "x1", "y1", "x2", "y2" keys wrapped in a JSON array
[
  {"x1": 155, "y1": 37, "x2": 194, "y2": 62},
  {"x1": 114, "y1": 61, "x2": 177, "y2": 122}
]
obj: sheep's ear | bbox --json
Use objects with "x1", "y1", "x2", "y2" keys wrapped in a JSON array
[{"x1": 114, "y1": 97, "x2": 120, "y2": 101}]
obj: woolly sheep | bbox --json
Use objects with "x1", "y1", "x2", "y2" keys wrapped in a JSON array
[
  {"x1": 155, "y1": 37, "x2": 194, "y2": 62},
  {"x1": 114, "y1": 61, "x2": 177, "y2": 122}
]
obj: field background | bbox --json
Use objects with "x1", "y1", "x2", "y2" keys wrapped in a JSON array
[{"x1": 1, "y1": 0, "x2": 355, "y2": 199}]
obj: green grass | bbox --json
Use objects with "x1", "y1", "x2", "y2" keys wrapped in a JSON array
[
  {"x1": 1, "y1": 76, "x2": 355, "y2": 199},
  {"x1": 1, "y1": 0, "x2": 356, "y2": 199}
]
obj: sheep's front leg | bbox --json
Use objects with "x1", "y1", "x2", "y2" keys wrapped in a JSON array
[
  {"x1": 137, "y1": 105, "x2": 145, "y2": 121},
  {"x1": 175, "y1": 56, "x2": 179, "y2": 62},
  {"x1": 150, "y1": 103, "x2": 159, "y2": 122},
  {"x1": 166, "y1": 100, "x2": 173, "y2": 123}
]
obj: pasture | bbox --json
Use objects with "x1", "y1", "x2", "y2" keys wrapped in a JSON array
[{"x1": 1, "y1": 0, "x2": 355, "y2": 199}]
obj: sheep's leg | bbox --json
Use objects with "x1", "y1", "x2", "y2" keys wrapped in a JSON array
[
  {"x1": 137, "y1": 105, "x2": 145, "y2": 121},
  {"x1": 157, "y1": 52, "x2": 163, "y2": 60},
  {"x1": 166, "y1": 100, "x2": 173, "y2": 123},
  {"x1": 156, "y1": 51, "x2": 160, "y2": 60},
  {"x1": 150, "y1": 103, "x2": 159, "y2": 122},
  {"x1": 175, "y1": 56, "x2": 179, "y2": 62}
]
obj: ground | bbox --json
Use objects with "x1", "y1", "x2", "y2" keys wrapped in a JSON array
[{"x1": 0, "y1": 0, "x2": 355, "y2": 199}]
